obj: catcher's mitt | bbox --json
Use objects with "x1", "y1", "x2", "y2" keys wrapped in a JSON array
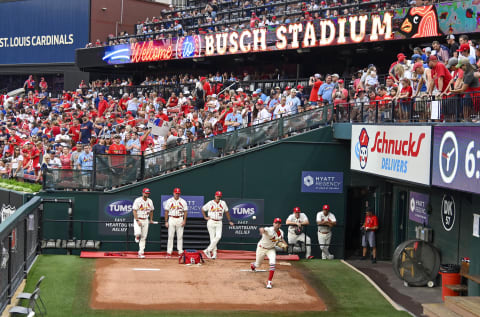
[{"x1": 276, "y1": 241, "x2": 288, "y2": 251}]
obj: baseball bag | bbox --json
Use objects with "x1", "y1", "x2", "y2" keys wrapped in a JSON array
[{"x1": 179, "y1": 249, "x2": 204, "y2": 264}]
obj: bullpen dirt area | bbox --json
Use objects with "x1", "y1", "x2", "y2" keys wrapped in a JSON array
[{"x1": 91, "y1": 258, "x2": 326, "y2": 311}]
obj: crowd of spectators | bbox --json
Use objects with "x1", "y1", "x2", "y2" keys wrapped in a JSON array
[
  {"x1": 3, "y1": 34, "x2": 480, "y2": 187},
  {"x1": 86, "y1": 0, "x2": 420, "y2": 47}
]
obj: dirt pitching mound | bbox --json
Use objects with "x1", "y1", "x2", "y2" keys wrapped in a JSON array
[{"x1": 91, "y1": 258, "x2": 326, "y2": 311}]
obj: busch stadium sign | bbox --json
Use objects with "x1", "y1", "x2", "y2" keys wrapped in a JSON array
[{"x1": 82, "y1": 3, "x2": 478, "y2": 67}]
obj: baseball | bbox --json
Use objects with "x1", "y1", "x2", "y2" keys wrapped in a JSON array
[{"x1": 252, "y1": 216, "x2": 256, "y2": 220}]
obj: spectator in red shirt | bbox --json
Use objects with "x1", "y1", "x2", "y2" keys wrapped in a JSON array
[
  {"x1": 39, "y1": 77, "x2": 48, "y2": 90},
  {"x1": 97, "y1": 93, "x2": 109, "y2": 117},
  {"x1": 108, "y1": 135, "x2": 126, "y2": 154},
  {"x1": 397, "y1": 78, "x2": 413, "y2": 121},
  {"x1": 308, "y1": 74, "x2": 322, "y2": 106},
  {"x1": 428, "y1": 55, "x2": 452, "y2": 97},
  {"x1": 202, "y1": 77, "x2": 212, "y2": 97}
]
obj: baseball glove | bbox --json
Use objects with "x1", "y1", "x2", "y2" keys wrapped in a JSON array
[{"x1": 276, "y1": 241, "x2": 288, "y2": 251}]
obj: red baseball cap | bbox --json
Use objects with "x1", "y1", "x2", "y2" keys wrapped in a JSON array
[
  {"x1": 173, "y1": 187, "x2": 181, "y2": 194},
  {"x1": 215, "y1": 191, "x2": 222, "y2": 197},
  {"x1": 293, "y1": 207, "x2": 301, "y2": 213},
  {"x1": 397, "y1": 53, "x2": 406, "y2": 59},
  {"x1": 285, "y1": 86, "x2": 291, "y2": 90},
  {"x1": 273, "y1": 217, "x2": 282, "y2": 223},
  {"x1": 428, "y1": 55, "x2": 438, "y2": 61},
  {"x1": 323, "y1": 204, "x2": 330, "y2": 210},
  {"x1": 413, "y1": 62, "x2": 424, "y2": 71},
  {"x1": 457, "y1": 43, "x2": 470, "y2": 52},
  {"x1": 338, "y1": 79, "x2": 344, "y2": 83},
  {"x1": 297, "y1": 85, "x2": 304, "y2": 89},
  {"x1": 143, "y1": 188, "x2": 151, "y2": 194},
  {"x1": 257, "y1": 99, "x2": 264, "y2": 105}
]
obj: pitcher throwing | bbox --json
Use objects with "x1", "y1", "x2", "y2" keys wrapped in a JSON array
[{"x1": 250, "y1": 218, "x2": 285, "y2": 289}]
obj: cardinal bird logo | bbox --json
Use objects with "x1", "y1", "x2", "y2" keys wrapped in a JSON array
[
  {"x1": 358, "y1": 128, "x2": 369, "y2": 170},
  {"x1": 399, "y1": 5, "x2": 443, "y2": 38}
]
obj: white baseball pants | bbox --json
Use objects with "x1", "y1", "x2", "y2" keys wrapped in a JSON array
[
  {"x1": 318, "y1": 231, "x2": 332, "y2": 259},
  {"x1": 254, "y1": 245, "x2": 276, "y2": 268},
  {"x1": 288, "y1": 233, "x2": 312, "y2": 258},
  {"x1": 134, "y1": 219, "x2": 149, "y2": 255},
  {"x1": 206, "y1": 219, "x2": 222, "y2": 257},
  {"x1": 167, "y1": 217, "x2": 184, "y2": 254}
]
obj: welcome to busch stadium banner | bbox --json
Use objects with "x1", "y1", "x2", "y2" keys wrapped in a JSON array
[{"x1": 78, "y1": 2, "x2": 480, "y2": 67}]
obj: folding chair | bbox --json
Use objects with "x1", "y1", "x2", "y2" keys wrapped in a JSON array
[
  {"x1": 16, "y1": 276, "x2": 46, "y2": 315},
  {"x1": 9, "y1": 289, "x2": 39, "y2": 316}
]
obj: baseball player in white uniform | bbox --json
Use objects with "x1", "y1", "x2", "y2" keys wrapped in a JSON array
[
  {"x1": 316, "y1": 204, "x2": 336, "y2": 259},
  {"x1": 133, "y1": 188, "x2": 155, "y2": 258},
  {"x1": 164, "y1": 187, "x2": 188, "y2": 257},
  {"x1": 250, "y1": 218, "x2": 285, "y2": 289},
  {"x1": 201, "y1": 191, "x2": 234, "y2": 259},
  {"x1": 285, "y1": 207, "x2": 313, "y2": 259}
]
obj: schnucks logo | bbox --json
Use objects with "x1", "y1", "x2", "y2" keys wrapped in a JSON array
[
  {"x1": 231, "y1": 202, "x2": 257, "y2": 219},
  {"x1": 105, "y1": 200, "x2": 133, "y2": 217},
  {"x1": 358, "y1": 128, "x2": 369, "y2": 169},
  {"x1": 370, "y1": 131, "x2": 426, "y2": 157}
]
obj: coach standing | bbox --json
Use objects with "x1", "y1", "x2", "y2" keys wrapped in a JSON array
[
  {"x1": 133, "y1": 188, "x2": 154, "y2": 259},
  {"x1": 316, "y1": 204, "x2": 336, "y2": 260},
  {"x1": 164, "y1": 187, "x2": 188, "y2": 257},
  {"x1": 201, "y1": 191, "x2": 234, "y2": 259}
]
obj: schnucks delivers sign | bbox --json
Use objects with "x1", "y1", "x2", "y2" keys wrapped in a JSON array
[
  {"x1": 432, "y1": 126, "x2": 480, "y2": 195},
  {"x1": 351, "y1": 125, "x2": 431, "y2": 185}
]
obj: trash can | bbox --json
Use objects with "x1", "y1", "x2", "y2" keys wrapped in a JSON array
[{"x1": 439, "y1": 264, "x2": 461, "y2": 301}]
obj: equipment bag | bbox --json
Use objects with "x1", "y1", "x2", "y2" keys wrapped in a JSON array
[{"x1": 179, "y1": 249, "x2": 204, "y2": 264}]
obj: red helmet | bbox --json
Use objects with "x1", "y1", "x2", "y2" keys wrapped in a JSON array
[
  {"x1": 142, "y1": 188, "x2": 151, "y2": 194},
  {"x1": 273, "y1": 218, "x2": 282, "y2": 224},
  {"x1": 215, "y1": 191, "x2": 222, "y2": 197},
  {"x1": 323, "y1": 204, "x2": 330, "y2": 211},
  {"x1": 293, "y1": 207, "x2": 301, "y2": 213},
  {"x1": 173, "y1": 188, "x2": 181, "y2": 194}
]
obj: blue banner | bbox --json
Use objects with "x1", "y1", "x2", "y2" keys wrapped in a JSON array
[
  {"x1": 98, "y1": 196, "x2": 135, "y2": 236},
  {"x1": 432, "y1": 126, "x2": 480, "y2": 195},
  {"x1": 0, "y1": 0, "x2": 89, "y2": 64},
  {"x1": 224, "y1": 198, "x2": 264, "y2": 238},
  {"x1": 409, "y1": 191, "x2": 429, "y2": 225},
  {"x1": 301, "y1": 171, "x2": 343, "y2": 193},
  {"x1": 160, "y1": 195, "x2": 204, "y2": 218}
]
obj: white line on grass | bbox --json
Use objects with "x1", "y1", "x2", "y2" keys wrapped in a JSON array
[{"x1": 132, "y1": 268, "x2": 161, "y2": 271}]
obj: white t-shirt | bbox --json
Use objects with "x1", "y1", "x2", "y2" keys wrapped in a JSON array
[
  {"x1": 316, "y1": 211, "x2": 336, "y2": 232},
  {"x1": 202, "y1": 200, "x2": 229, "y2": 220},
  {"x1": 133, "y1": 197, "x2": 154, "y2": 218},
  {"x1": 254, "y1": 108, "x2": 271, "y2": 125},
  {"x1": 164, "y1": 197, "x2": 188, "y2": 217},
  {"x1": 11, "y1": 155, "x2": 23, "y2": 169},
  {"x1": 286, "y1": 213, "x2": 309, "y2": 235},
  {"x1": 258, "y1": 227, "x2": 284, "y2": 249}
]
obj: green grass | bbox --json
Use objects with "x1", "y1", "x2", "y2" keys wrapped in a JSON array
[
  {"x1": 22, "y1": 255, "x2": 409, "y2": 317},
  {"x1": 0, "y1": 179, "x2": 42, "y2": 193}
]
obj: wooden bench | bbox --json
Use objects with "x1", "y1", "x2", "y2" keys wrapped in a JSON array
[{"x1": 445, "y1": 262, "x2": 480, "y2": 294}]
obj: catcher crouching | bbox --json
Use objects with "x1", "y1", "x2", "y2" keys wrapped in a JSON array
[{"x1": 250, "y1": 218, "x2": 286, "y2": 289}]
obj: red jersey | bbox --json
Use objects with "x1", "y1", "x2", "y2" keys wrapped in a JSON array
[
  {"x1": 203, "y1": 81, "x2": 212, "y2": 96},
  {"x1": 108, "y1": 143, "x2": 126, "y2": 154},
  {"x1": 400, "y1": 86, "x2": 413, "y2": 102}
]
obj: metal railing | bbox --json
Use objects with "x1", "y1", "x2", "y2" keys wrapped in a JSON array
[
  {"x1": 0, "y1": 196, "x2": 41, "y2": 313},
  {"x1": 81, "y1": 78, "x2": 311, "y2": 98},
  {"x1": 334, "y1": 92, "x2": 480, "y2": 123},
  {"x1": 43, "y1": 105, "x2": 333, "y2": 191}
]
